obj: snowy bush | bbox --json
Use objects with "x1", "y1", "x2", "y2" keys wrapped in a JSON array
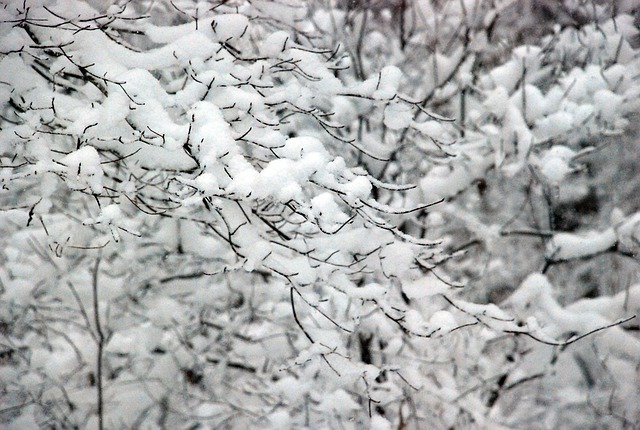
[
  {"x1": 1, "y1": 0, "x2": 639, "y2": 429},
  {"x1": 315, "y1": 1, "x2": 640, "y2": 428}
]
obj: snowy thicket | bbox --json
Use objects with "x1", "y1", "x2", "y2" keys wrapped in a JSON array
[{"x1": 1, "y1": 1, "x2": 639, "y2": 429}]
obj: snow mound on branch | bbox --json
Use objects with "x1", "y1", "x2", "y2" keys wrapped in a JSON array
[
  {"x1": 374, "y1": 66, "x2": 403, "y2": 99},
  {"x1": 506, "y1": 274, "x2": 640, "y2": 358},
  {"x1": 384, "y1": 102, "x2": 413, "y2": 129},
  {"x1": 58, "y1": 146, "x2": 104, "y2": 193},
  {"x1": 402, "y1": 273, "x2": 450, "y2": 299},
  {"x1": 316, "y1": 389, "x2": 360, "y2": 415},
  {"x1": 547, "y1": 229, "x2": 617, "y2": 260},
  {"x1": 211, "y1": 14, "x2": 249, "y2": 41}
]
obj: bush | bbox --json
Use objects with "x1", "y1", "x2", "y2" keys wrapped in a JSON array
[{"x1": 1, "y1": 1, "x2": 639, "y2": 429}]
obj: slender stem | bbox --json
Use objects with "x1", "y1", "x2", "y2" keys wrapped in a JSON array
[{"x1": 92, "y1": 256, "x2": 104, "y2": 430}]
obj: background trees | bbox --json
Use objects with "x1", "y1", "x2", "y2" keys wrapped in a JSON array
[{"x1": 1, "y1": 1, "x2": 639, "y2": 429}]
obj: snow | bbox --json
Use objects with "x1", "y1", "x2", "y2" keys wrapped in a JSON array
[
  {"x1": 0, "y1": 57, "x2": 42, "y2": 94},
  {"x1": 505, "y1": 103, "x2": 534, "y2": 160},
  {"x1": 506, "y1": 274, "x2": 640, "y2": 358},
  {"x1": 96, "y1": 204, "x2": 122, "y2": 223},
  {"x1": 0, "y1": 28, "x2": 27, "y2": 52},
  {"x1": 145, "y1": 19, "x2": 214, "y2": 44},
  {"x1": 547, "y1": 228, "x2": 617, "y2": 260},
  {"x1": 122, "y1": 323, "x2": 164, "y2": 354},
  {"x1": 534, "y1": 111, "x2": 574, "y2": 140},
  {"x1": 342, "y1": 175, "x2": 372, "y2": 199},
  {"x1": 506, "y1": 85, "x2": 544, "y2": 124},
  {"x1": 261, "y1": 31, "x2": 290, "y2": 56},
  {"x1": 272, "y1": 376, "x2": 310, "y2": 403},
  {"x1": 254, "y1": 159, "x2": 304, "y2": 201},
  {"x1": 540, "y1": 156, "x2": 572, "y2": 184},
  {"x1": 5, "y1": 406, "x2": 39, "y2": 430},
  {"x1": 212, "y1": 14, "x2": 249, "y2": 41},
  {"x1": 0, "y1": 209, "x2": 28, "y2": 227},
  {"x1": 561, "y1": 65, "x2": 607, "y2": 103},
  {"x1": 535, "y1": 146, "x2": 578, "y2": 184},
  {"x1": 614, "y1": 211, "x2": 640, "y2": 253},
  {"x1": 191, "y1": 102, "x2": 238, "y2": 167},
  {"x1": 593, "y1": 89, "x2": 623, "y2": 122},
  {"x1": 316, "y1": 389, "x2": 361, "y2": 415},
  {"x1": 343, "y1": 282, "x2": 387, "y2": 300},
  {"x1": 420, "y1": 152, "x2": 492, "y2": 201},
  {"x1": 429, "y1": 310, "x2": 458, "y2": 333},
  {"x1": 370, "y1": 415, "x2": 392, "y2": 430},
  {"x1": 279, "y1": 136, "x2": 328, "y2": 160},
  {"x1": 380, "y1": 242, "x2": 415, "y2": 278},
  {"x1": 568, "y1": 284, "x2": 640, "y2": 322},
  {"x1": 2, "y1": 279, "x2": 34, "y2": 306},
  {"x1": 602, "y1": 64, "x2": 628, "y2": 91},
  {"x1": 311, "y1": 9, "x2": 346, "y2": 33},
  {"x1": 58, "y1": 146, "x2": 104, "y2": 193},
  {"x1": 383, "y1": 102, "x2": 413, "y2": 129},
  {"x1": 267, "y1": 410, "x2": 292, "y2": 428},
  {"x1": 484, "y1": 61, "x2": 521, "y2": 92},
  {"x1": 453, "y1": 299, "x2": 513, "y2": 322},
  {"x1": 311, "y1": 193, "x2": 349, "y2": 225},
  {"x1": 373, "y1": 66, "x2": 403, "y2": 99},
  {"x1": 3, "y1": 2, "x2": 640, "y2": 428},
  {"x1": 483, "y1": 86, "x2": 510, "y2": 118},
  {"x1": 147, "y1": 296, "x2": 189, "y2": 327},
  {"x1": 402, "y1": 273, "x2": 449, "y2": 299},
  {"x1": 240, "y1": 235, "x2": 272, "y2": 271}
]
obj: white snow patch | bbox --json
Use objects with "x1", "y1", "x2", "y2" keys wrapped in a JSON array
[
  {"x1": 402, "y1": 273, "x2": 449, "y2": 299},
  {"x1": 547, "y1": 229, "x2": 617, "y2": 260},
  {"x1": 58, "y1": 146, "x2": 104, "y2": 193},
  {"x1": 384, "y1": 102, "x2": 413, "y2": 129}
]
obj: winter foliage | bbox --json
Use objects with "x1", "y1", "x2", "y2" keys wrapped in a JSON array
[{"x1": 1, "y1": 0, "x2": 640, "y2": 429}]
